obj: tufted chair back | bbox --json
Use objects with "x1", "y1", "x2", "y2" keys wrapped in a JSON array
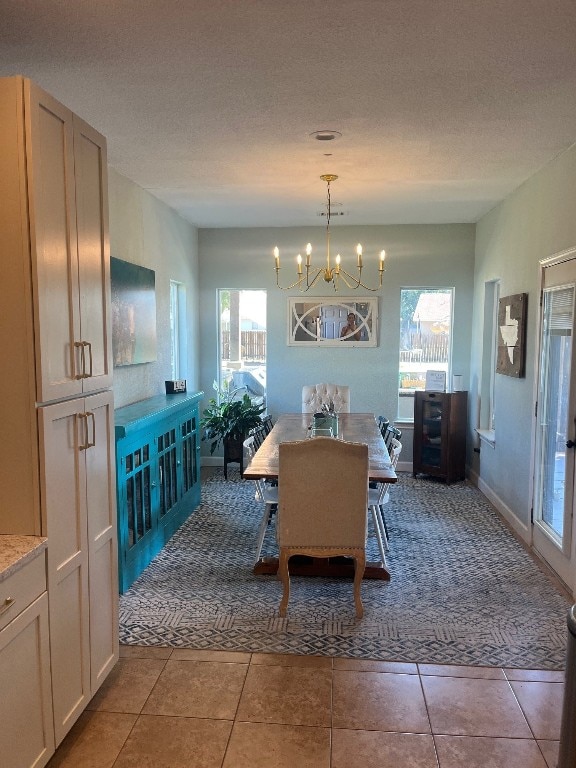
[{"x1": 301, "y1": 383, "x2": 350, "y2": 413}]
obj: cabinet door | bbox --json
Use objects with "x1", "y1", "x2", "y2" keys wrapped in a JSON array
[
  {"x1": 421, "y1": 394, "x2": 448, "y2": 474},
  {"x1": 38, "y1": 397, "x2": 91, "y2": 745},
  {"x1": 26, "y1": 81, "x2": 83, "y2": 403},
  {"x1": 39, "y1": 394, "x2": 118, "y2": 744},
  {"x1": 84, "y1": 390, "x2": 119, "y2": 691},
  {"x1": 73, "y1": 116, "x2": 113, "y2": 394},
  {"x1": 26, "y1": 82, "x2": 112, "y2": 402},
  {"x1": 0, "y1": 593, "x2": 54, "y2": 768}
]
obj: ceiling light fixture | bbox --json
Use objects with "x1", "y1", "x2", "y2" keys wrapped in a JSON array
[
  {"x1": 310, "y1": 129, "x2": 342, "y2": 142},
  {"x1": 273, "y1": 175, "x2": 385, "y2": 292}
]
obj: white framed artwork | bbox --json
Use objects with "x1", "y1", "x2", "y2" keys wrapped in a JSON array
[{"x1": 287, "y1": 297, "x2": 378, "y2": 347}]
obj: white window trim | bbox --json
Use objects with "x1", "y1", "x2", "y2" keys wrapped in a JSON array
[{"x1": 397, "y1": 287, "x2": 454, "y2": 422}]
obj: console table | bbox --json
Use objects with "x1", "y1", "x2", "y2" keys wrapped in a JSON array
[{"x1": 115, "y1": 392, "x2": 203, "y2": 592}]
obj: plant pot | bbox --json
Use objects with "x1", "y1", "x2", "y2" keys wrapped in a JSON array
[{"x1": 223, "y1": 434, "x2": 245, "y2": 479}]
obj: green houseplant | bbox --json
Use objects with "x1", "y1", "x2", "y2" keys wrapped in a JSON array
[{"x1": 201, "y1": 380, "x2": 266, "y2": 457}]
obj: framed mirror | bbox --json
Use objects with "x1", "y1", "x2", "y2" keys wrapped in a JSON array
[{"x1": 287, "y1": 297, "x2": 378, "y2": 347}]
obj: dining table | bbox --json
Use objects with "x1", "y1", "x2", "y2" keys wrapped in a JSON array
[{"x1": 243, "y1": 412, "x2": 397, "y2": 580}]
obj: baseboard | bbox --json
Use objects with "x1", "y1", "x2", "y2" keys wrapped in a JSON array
[
  {"x1": 467, "y1": 467, "x2": 531, "y2": 544},
  {"x1": 397, "y1": 460, "x2": 412, "y2": 474},
  {"x1": 202, "y1": 456, "x2": 223, "y2": 467}
]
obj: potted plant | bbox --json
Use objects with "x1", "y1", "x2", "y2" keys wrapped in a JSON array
[{"x1": 201, "y1": 381, "x2": 266, "y2": 472}]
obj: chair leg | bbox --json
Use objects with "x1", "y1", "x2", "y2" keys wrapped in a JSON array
[
  {"x1": 370, "y1": 506, "x2": 388, "y2": 567},
  {"x1": 379, "y1": 487, "x2": 390, "y2": 540},
  {"x1": 374, "y1": 505, "x2": 389, "y2": 550},
  {"x1": 378, "y1": 505, "x2": 390, "y2": 540},
  {"x1": 353, "y1": 551, "x2": 366, "y2": 619},
  {"x1": 254, "y1": 503, "x2": 273, "y2": 562},
  {"x1": 278, "y1": 549, "x2": 291, "y2": 617}
]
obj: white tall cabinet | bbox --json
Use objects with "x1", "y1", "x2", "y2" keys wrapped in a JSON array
[{"x1": 0, "y1": 75, "x2": 118, "y2": 758}]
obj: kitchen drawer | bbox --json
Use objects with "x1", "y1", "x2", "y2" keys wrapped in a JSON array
[{"x1": 0, "y1": 551, "x2": 46, "y2": 631}]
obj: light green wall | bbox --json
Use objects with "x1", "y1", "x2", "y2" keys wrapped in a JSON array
[
  {"x1": 472, "y1": 142, "x2": 576, "y2": 534},
  {"x1": 108, "y1": 168, "x2": 200, "y2": 408},
  {"x1": 199, "y1": 224, "x2": 475, "y2": 460}
]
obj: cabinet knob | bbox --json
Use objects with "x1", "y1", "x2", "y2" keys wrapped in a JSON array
[{"x1": 0, "y1": 597, "x2": 15, "y2": 616}]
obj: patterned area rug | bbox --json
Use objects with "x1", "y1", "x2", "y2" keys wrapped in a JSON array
[{"x1": 120, "y1": 469, "x2": 571, "y2": 668}]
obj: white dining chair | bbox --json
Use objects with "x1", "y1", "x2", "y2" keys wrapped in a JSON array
[
  {"x1": 367, "y1": 437, "x2": 402, "y2": 564},
  {"x1": 243, "y1": 436, "x2": 278, "y2": 563}
]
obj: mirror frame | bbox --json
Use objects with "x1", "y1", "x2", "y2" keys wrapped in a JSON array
[{"x1": 287, "y1": 297, "x2": 378, "y2": 347}]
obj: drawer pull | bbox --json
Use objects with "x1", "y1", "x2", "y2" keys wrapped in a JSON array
[{"x1": 0, "y1": 597, "x2": 15, "y2": 616}]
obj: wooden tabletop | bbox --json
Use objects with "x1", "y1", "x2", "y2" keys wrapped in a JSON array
[{"x1": 243, "y1": 413, "x2": 397, "y2": 484}]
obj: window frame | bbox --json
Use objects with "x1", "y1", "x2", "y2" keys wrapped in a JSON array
[{"x1": 397, "y1": 286, "x2": 455, "y2": 422}]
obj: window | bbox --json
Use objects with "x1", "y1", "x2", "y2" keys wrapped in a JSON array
[
  {"x1": 169, "y1": 280, "x2": 187, "y2": 380},
  {"x1": 218, "y1": 290, "x2": 267, "y2": 405},
  {"x1": 477, "y1": 279, "x2": 500, "y2": 442},
  {"x1": 398, "y1": 288, "x2": 453, "y2": 420}
]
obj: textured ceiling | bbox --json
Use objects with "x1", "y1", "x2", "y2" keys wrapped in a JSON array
[{"x1": 2, "y1": 0, "x2": 576, "y2": 227}]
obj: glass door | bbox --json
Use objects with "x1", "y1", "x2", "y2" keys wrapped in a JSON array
[
  {"x1": 422, "y1": 397, "x2": 444, "y2": 469},
  {"x1": 533, "y1": 257, "x2": 576, "y2": 591}
]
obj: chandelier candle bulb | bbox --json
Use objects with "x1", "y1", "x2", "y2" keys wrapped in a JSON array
[
  {"x1": 356, "y1": 244, "x2": 363, "y2": 268},
  {"x1": 335, "y1": 254, "x2": 341, "y2": 274},
  {"x1": 379, "y1": 250, "x2": 386, "y2": 271},
  {"x1": 297, "y1": 254, "x2": 302, "y2": 274},
  {"x1": 274, "y1": 247, "x2": 280, "y2": 270}
]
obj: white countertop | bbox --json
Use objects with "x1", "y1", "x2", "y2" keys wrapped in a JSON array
[{"x1": 0, "y1": 535, "x2": 47, "y2": 582}]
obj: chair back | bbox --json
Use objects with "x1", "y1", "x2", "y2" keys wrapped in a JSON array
[
  {"x1": 243, "y1": 435, "x2": 265, "y2": 499},
  {"x1": 384, "y1": 425, "x2": 402, "y2": 451},
  {"x1": 278, "y1": 437, "x2": 368, "y2": 549},
  {"x1": 388, "y1": 437, "x2": 402, "y2": 468},
  {"x1": 301, "y1": 383, "x2": 350, "y2": 414},
  {"x1": 377, "y1": 416, "x2": 390, "y2": 437}
]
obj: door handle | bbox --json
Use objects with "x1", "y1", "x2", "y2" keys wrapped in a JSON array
[
  {"x1": 78, "y1": 412, "x2": 96, "y2": 450},
  {"x1": 567, "y1": 440, "x2": 576, "y2": 449},
  {"x1": 74, "y1": 341, "x2": 86, "y2": 380}
]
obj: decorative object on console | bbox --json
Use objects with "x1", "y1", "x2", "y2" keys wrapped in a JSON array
[
  {"x1": 274, "y1": 175, "x2": 385, "y2": 292},
  {"x1": 424, "y1": 369, "x2": 447, "y2": 392},
  {"x1": 165, "y1": 379, "x2": 187, "y2": 394},
  {"x1": 496, "y1": 292, "x2": 528, "y2": 378}
]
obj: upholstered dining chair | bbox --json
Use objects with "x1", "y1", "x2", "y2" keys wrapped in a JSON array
[
  {"x1": 243, "y1": 436, "x2": 278, "y2": 562},
  {"x1": 277, "y1": 437, "x2": 368, "y2": 618},
  {"x1": 301, "y1": 383, "x2": 350, "y2": 413}
]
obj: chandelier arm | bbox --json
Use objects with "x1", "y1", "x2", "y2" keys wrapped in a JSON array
[
  {"x1": 304, "y1": 268, "x2": 325, "y2": 291},
  {"x1": 276, "y1": 270, "x2": 306, "y2": 291},
  {"x1": 338, "y1": 268, "x2": 383, "y2": 292}
]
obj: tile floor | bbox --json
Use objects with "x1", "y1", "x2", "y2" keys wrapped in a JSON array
[{"x1": 46, "y1": 646, "x2": 565, "y2": 768}]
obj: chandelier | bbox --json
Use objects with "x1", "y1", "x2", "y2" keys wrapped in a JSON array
[{"x1": 274, "y1": 174, "x2": 385, "y2": 292}]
